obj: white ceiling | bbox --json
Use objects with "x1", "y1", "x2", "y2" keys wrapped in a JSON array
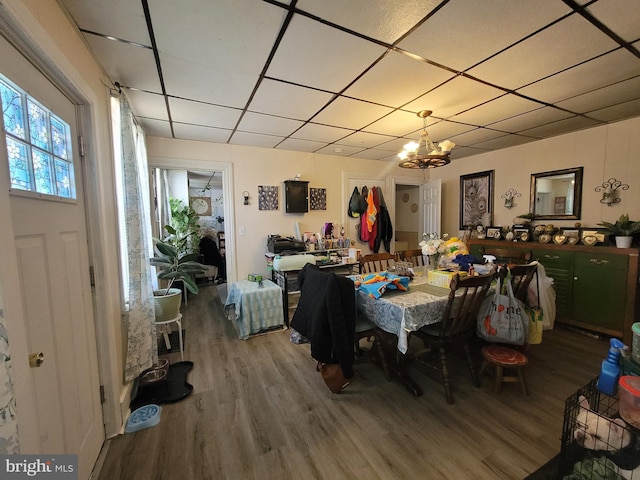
[{"x1": 59, "y1": 0, "x2": 640, "y2": 164}]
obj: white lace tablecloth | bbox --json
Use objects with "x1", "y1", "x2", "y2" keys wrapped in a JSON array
[{"x1": 355, "y1": 276, "x2": 450, "y2": 353}]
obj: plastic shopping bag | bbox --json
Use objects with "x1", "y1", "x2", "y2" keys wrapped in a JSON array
[
  {"x1": 526, "y1": 306, "x2": 544, "y2": 344},
  {"x1": 477, "y1": 275, "x2": 529, "y2": 345}
]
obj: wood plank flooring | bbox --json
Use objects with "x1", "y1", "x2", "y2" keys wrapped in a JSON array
[{"x1": 96, "y1": 284, "x2": 609, "y2": 480}]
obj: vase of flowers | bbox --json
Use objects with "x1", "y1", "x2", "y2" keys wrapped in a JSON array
[{"x1": 419, "y1": 233, "x2": 448, "y2": 269}]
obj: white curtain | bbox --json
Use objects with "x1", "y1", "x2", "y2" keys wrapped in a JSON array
[
  {"x1": 114, "y1": 93, "x2": 157, "y2": 382},
  {"x1": 0, "y1": 281, "x2": 18, "y2": 453},
  {"x1": 160, "y1": 168, "x2": 172, "y2": 235}
]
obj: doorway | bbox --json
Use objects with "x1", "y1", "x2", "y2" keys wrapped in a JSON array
[{"x1": 0, "y1": 34, "x2": 103, "y2": 478}]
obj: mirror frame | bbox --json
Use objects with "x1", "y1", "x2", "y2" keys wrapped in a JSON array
[{"x1": 530, "y1": 167, "x2": 583, "y2": 220}]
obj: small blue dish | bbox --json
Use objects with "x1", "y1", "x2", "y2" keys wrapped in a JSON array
[{"x1": 125, "y1": 404, "x2": 162, "y2": 433}]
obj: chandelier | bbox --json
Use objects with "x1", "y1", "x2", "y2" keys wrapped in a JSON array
[{"x1": 397, "y1": 110, "x2": 455, "y2": 169}]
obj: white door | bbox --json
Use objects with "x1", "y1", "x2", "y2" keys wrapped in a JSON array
[
  {"x1": 0, "y1": 36, "x2": 103, "y2": 479},
  {"x1": 421, "y1": 178, "x2": 442, "y2": 236}
]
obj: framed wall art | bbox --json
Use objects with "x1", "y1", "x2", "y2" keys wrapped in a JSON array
[
  {"x1": 460, "y1": 170, "x2": 494, "y2": 229},
  {"x1": 310, "y1": 187, "x2": 326, "y2": 211},
  {"x1": 258, "y1": 185, "x2": 279, "y2": 211}
]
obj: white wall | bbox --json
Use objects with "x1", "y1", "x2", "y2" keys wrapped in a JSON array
[
  {"x1": 431, "y1": 117, "x2": 640, "y2": 236},
  {"x1": 147, "y1": 138, "x2": 415, "y2": 279},
  {"x1": 148, "y1": 117, "x2": 640, "y2": 280}
]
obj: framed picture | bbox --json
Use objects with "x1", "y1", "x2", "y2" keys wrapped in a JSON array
[
  {"x1": 486, "y1": 227, "x2": 502, "y2": 239},
  {"x1": 581, "y1": 229, "x2": 605, "y2": 245},
  {"x1": 460, "y1": 170, "x2": 494, "y2": 229},
  {"x1": 258, "y1": 185, "x2": 279, "y2": 211},
  {"x1": 513, "y1": 228, "x2": 530, "y2": 242}
]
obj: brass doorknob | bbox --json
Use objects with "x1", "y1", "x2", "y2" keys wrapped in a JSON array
[{"x1": 29, "y1": 352, "x2": 45, "y2": 368}]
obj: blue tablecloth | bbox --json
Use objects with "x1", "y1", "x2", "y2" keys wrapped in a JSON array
[
  {"x1": 224, "y1": 279, "x2": 284, "y2": 339},
  {"x1": 354, "y1": 276, "x2": 451, "y2": 353}
]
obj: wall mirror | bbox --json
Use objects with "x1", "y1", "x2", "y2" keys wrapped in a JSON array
[{"x1": 530, "y1": 167, "x2": 583, "y2": 220}]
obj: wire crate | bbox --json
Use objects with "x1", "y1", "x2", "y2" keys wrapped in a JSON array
[{"x1": 560, "y1": 377, "x2": 640, "y2": 479}]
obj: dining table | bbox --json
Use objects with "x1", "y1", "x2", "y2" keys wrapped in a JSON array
[{"x1": 352, "y1": 268, "x2": 453, "y2": 396}]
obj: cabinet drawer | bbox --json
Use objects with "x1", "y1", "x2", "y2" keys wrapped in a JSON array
[
  {"x1": 574, "y1": 252, "x2": 627, "y2": 271},
  {"x1": 533, "y1": 249, "x2": 574, "y2": 265}
]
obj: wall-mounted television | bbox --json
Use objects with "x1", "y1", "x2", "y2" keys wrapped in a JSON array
[{"x1": 284, "y1": 180, "x2": 309, "y2": 213}]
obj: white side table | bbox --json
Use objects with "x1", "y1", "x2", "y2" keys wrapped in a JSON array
[{"x1": 155, "y1": 313, "x2": 183, "y2": 361}]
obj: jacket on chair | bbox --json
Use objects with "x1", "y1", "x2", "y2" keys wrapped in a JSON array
[{"x1": 291, "y1": 264, "x2": 356, "y2": 379}]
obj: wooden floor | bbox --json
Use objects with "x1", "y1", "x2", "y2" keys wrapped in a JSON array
[{"x1": 96, "y1": 284, "x2": 609, "y2": 480}]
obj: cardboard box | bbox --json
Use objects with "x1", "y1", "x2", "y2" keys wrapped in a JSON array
[{"x1": 427, "y1": 269, "x2": 467, "y2": 288}]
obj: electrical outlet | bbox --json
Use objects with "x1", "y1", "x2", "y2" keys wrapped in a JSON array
[{"x1": 239, "y1": 226, "x2": 246, "y2": 236}]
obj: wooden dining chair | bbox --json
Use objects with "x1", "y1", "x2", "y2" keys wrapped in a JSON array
[
  {"x1": 397, "y1": 249, "x2": 425, "y2": 267},
  {"x1": 508, "y1": 262, "x2": 538, "y2": 303},
  {"x1": 480, "y1": 247, "x2": 532, "y2": 265},
  {"x1": 359, "y1": 252, "x2": 396, "y2": 274},
  {"x1": 412, "y1": 271, "x2": 496, "y2": 404}
]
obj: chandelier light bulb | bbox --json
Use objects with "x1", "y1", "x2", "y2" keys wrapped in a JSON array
[{"x1": 398, "y1": 110, "x2": 454, "y2": 170}]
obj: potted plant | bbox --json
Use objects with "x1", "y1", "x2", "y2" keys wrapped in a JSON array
[
  {"x1": 150, "y1": 227, "x2": 207, "y2": 321},
  {"x1": 598, "y1": 214, "x2": 640, "y2": 248}
]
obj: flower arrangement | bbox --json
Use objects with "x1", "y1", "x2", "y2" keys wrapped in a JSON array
[{"x1": 419, "y1": 232, "x2": 448, "y2": 256}]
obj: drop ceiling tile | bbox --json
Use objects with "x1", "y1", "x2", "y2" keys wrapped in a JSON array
[
  {"x1": 312, "y1": 97, "x2": 394, "y2": 130},
  {"x1": 228, "y1": 131, "x2": 284, "y2": 148},
  {"x1": 296, "y1": 0, "x2": 441, "y2": 44},
  {"x1": 266, "y1": 14, "x2": 387, "y2": 92},
  {"x1": 137, "y1": 118, "x2": 172, "y2": 138},
  {"x1": 518, "y1": 115, "x2": 602, "y2": 138},
  {"x1": 518, "y1": 49, "x2": 640, "y2": 104},
  {"x1": 586, "y1": 0, "x2": 640, "y2": 42},
  {"x1": 411, "y1": 120, "x2": 477, "y2": 141},
  {"x1": 556, "y1": 76, "x2": 640, "y2": 113},
  {"x1": 450, "y1": 94, "x2": 542, "y2": 126},
  {"x1": 152, "y1": 0, "x2": 284, "y2": 76},
  {"x1": 169, "y1": 98, "x2": 241, "y2": 128},
  {"x1": 467, "y1": 14, "x2": 619, "y2": 90},
  {"x1": 450, "y1": 146, "x2": 491, "y2": 159},
  {"x1": 350, "y1": 149, "x2": 396, "y2": 160},
  {"x1": 470, "y1": 134, "x2": 536, "y2": 151},
  {"x1": 159, "y1": 56, "x2": 258, "y2": 109},
  {"x1": 60, "y1": 0, "x2": 149, "y2": 44},
  {"x1": 586, "y1": 98, "x2": 640, "y2": 122},
  {"x1": 404, "y1": 76, "x2": 504, "y2": 119},
  {"x1": 173, "y1": 123, "x2": 232, "y2": 143},
  {"x1": 332, "y1": 131, "x2": 396, "y2": 149},
  {"x1": 342, "y1": 51, "x2": 455, "y2": 107},
  {"x1": 125, "y1": 90, "x2": 168, "y2": 120},
  {"x1": 83, "y1": 36, "x2": 160, "y2": 92},
  {"x1": 314, "y1": 144, "x2": 366, "y2": 157},
  {"x1": 292, "y1": 123, "x2": 354, "y2": 143},
  {"x1": 236, "y1": 112, "x2": 304, "y2": 137},
  {"x1": 276, "y1": 138, "x2": 328, "y2": 153},
  {"x1": 488, "y1": 107, "x2": 574, "y2": 133},
  {"x1": 249, "y1": 79, "x2": 334, "y2": 120},
  {"x1": 448, "y1": 128, "x2": 509, "y2": 147},
  {"x1": 363, "y1": 109, "x2": 431, "y2": 136},
  {"x1": 397, "y1": 0, "x2": 570, "y2": 72}
]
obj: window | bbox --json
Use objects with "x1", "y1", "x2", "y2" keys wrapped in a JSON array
[{"x1": 0, "y1": 75, "x2": 75, "y2": 199}]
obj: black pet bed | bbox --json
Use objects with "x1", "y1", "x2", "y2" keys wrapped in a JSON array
[{"x1": 130, "y1": 361, "x2": 194, "y2": 411}]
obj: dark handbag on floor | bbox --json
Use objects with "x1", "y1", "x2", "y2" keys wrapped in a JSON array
[{"x1": 316, "y1": 361, "x2": 352, "y2": 393}]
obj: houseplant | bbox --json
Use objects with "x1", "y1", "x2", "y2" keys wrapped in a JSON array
[
  {"x1": 598, "y1": 214, "x2": 640, "y2": 248},
  {"x1": 150, "y1": 227, "x2": 207, "y2": 321}
]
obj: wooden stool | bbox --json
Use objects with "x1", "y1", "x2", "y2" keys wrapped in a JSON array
[{"x1": 480, "y1": 345, "x2": 528, "y2": 395}]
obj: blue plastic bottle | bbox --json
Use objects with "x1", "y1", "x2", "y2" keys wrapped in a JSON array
[{"x1": 597, "y1": 338, "x2": 626, "y2": 396}]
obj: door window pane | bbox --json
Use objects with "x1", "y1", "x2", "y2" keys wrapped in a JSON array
[{"x1": 0, "y1": 75, "x2": 75, "y2": 199}]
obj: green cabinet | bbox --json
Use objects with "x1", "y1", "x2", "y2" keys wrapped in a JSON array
[
  {"x1": 469, "y1": 239, "x2": 639, "y2": 344},
  {"x1": 532, "y1": 249, "x2": 574, "y2": 320},
  {"x1": 572, "y1": 252, "x2": 627, "y2": 331}
]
